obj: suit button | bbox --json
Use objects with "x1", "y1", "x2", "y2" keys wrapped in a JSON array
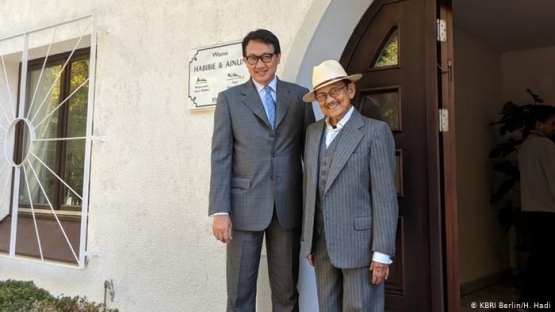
[{"x1": 273, "y1": 154, "x2": 277, "y2": 158}]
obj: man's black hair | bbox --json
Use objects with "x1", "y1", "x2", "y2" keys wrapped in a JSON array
[
  {"x1": 527, "y1": 104, "x2": 555, "y2": 130},
  {"x1": 242, "y1": 29, "x2": 281, "y2": 57}
]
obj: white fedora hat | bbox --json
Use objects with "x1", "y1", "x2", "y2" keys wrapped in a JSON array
[{"x1": 303, "y1": 60, "x2": 362, "y2": 102}]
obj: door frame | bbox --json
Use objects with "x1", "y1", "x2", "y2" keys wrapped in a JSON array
[{"x1": 438, "y1": 0, "x2": 461, "y2": 310}]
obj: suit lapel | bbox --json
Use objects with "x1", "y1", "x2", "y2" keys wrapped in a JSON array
[
  {"x1": 307, "y1": 120, "x2": 326, "y2": 186},
  {"x1": 324, "y1": 109, "x2": 365, "y2": 194},
  {"x1": 275, "y1": 79, "x2": 292, "y2": 128},
  {"x1": 240, "y1": 80, "x2": 271, "y2": 127}
]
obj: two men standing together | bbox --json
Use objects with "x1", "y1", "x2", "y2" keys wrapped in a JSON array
[{"x1": 209, "y1": 29, "x2": 399, "y2": 312}]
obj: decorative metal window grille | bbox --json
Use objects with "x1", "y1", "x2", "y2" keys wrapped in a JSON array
[{"x1": 0, "y1": 16, "x2": 99, "y2": 268}]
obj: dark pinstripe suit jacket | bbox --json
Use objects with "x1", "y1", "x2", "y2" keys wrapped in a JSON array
[
  {"x1": 302, "y1": 108, "x2": 399, "y2": 269},
  {"x1": 209, "y1": 78, "x2": 314, "y2": 231}
]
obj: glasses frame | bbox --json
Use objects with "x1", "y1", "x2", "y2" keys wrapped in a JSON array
[
  {"x1": 315, "y1": 83, "x2": 349, "y2": 103},
  {"x1": 245, "y1": 53, "x2": 276, "y2": 65}
]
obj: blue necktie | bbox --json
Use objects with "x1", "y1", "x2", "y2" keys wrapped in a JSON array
[{"x1": 265, "y1": 86, "x2": 276, "y2": 130}]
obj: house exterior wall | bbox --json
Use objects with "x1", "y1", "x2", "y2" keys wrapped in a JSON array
[{"x1": 0, "y1": 1, "x2": 374, "y2": 311}]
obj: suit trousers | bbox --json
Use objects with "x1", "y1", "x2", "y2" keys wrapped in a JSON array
[
  {"x1": 313, "y1": 230, "x2": 384, "y2": 312},
  {"x1": 226, "y1": 213, "x2": 300, "y2": 312},
  {"x1": 520, "y1": 211, "x2": 555, "y2": 303}
]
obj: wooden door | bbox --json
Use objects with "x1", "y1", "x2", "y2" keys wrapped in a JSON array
[{"x1": 340, "y1": 0, "x2": 455, "y2": 310}]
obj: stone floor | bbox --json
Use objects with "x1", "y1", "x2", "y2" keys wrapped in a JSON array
[{"x1": 460, "y1": 279, "x2": 524, "y2": 312}]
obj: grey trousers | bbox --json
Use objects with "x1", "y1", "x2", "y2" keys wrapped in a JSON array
[
  {"x1": 313, "y1": 231, "x2": 384, "y2": 312},
  {"x1": 226, "y1": 216, "x2": 300, "y2": 312}
]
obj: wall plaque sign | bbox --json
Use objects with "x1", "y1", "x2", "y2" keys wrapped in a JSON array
[{"x1": 188, "y1": 42, "x2": 249, "y2": 109}]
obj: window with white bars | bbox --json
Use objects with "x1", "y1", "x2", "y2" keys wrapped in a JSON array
[{"x1": 0, "y1": 16, "x2": 98, "y2": 267}]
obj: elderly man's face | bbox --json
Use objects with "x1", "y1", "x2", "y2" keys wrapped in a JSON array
[{"x1": 315, "y1": 81, "x2": 355, "y2": 125}]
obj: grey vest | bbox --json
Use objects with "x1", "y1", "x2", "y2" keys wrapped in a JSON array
[{"x1": 315, "y1": 127, "x2": 342, "y2": 234}]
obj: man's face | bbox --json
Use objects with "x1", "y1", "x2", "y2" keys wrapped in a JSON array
[
  {"x1": 536, "y1": 114, "x2": 555, "y2": 138},
  {"x1": 244, "y1": 40, "x2": 281, "y2": 86},
  {"x1": 315, "y1": 81, "x2": 355, "y2": 124}
]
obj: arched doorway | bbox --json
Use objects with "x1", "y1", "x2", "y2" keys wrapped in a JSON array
[{"x1": 294, "y1": 0, "x2": 459, "y2": 310}]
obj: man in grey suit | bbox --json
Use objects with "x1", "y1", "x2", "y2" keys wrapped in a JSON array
[
  {"x1": 302, "y1": 60, "x2": 398, "y2": 312},
  {"x1": 209, "y1": 29, "x2": 315, "y2": 311}
]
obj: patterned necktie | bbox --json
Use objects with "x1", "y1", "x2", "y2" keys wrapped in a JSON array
[{"x1": 265, "y1": 86, "x2": 276, "y2": 129}]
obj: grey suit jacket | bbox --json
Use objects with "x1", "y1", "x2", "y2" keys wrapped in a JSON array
[
  {"x1": 209, "y1": 78, "x2": 315, "y2": 231},
  {"x1": 302, "y1": 109, "x2": 398, "y2": 269}
]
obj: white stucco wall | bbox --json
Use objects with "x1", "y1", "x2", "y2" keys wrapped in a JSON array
[
  {"x1": 0, "y1": 0, "x2": 376, "y2": 311},
  {"x1": 454, "y1": 27, "x2": 511, "y2": 287},
  {"x1": 1, "y1": 1, "x2": 315, "y2": 311}
]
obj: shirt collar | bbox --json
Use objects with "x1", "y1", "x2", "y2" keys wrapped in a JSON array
[
  {"x1": 253, "y1": 76, "x2": 278, "y2": 93},
  {"x1": 325, "y1": 105, "x2": 354, "y2": 131},
  {"x1": 530, "y1": 130, "x2": 547, "y2": 137}
]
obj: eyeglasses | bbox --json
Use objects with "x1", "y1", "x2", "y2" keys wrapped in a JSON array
[
  {"x1": 315, "y1": 84, "x2": 348, "y2": 103},
  {"x1": 245, "y1": 53, "x2": 275, "y2": 65}
]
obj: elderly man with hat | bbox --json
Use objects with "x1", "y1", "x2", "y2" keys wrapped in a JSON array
[{"x1": 301, "y1": 60, "x2": 399, "y2": 311}]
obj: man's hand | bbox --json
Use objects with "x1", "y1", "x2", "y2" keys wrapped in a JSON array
[
  {"x1": 369, "y1": 261, "x2": 390, "y2": 285},
  {"x1": 307, "y1": 254, "x2": 314, "y2": 266},
  {"x1": 212, "y1": 215, "x2": 233, "y2": 243}
]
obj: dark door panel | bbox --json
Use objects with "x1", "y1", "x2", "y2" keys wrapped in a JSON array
[{"x1": 341, "y1": 0, "x2": 445, "y2": 310}]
